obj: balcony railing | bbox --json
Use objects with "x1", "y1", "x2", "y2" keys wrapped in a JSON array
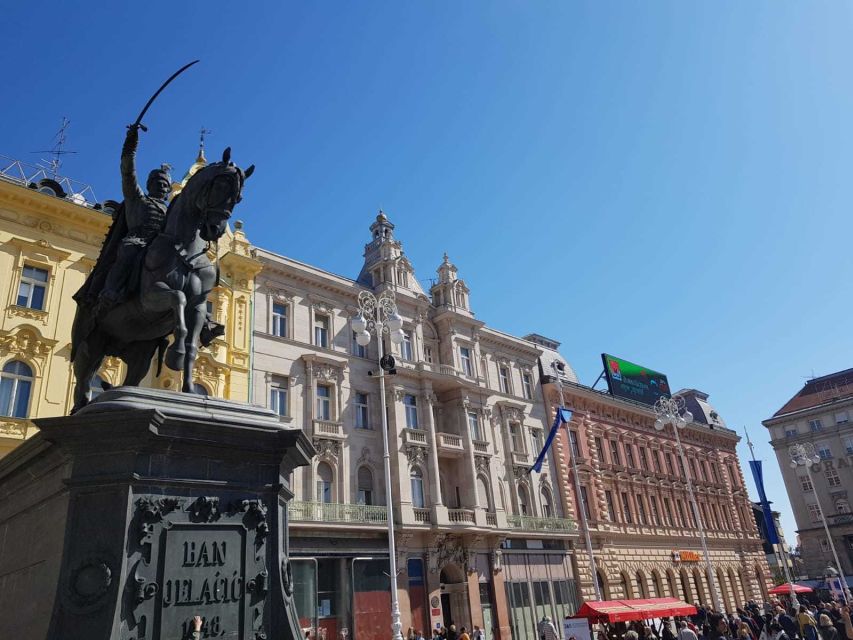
[
  {"x1": 413, "y1": 508, "x2": 432, "y2": 524},
  {"x1": 486, "y1": 512, "x2": 498, "y2": 526},
  {"x1": 507, "y1": 514, "x2": 577, "y2": 532},
  {"x1": 313, "y1": 420, "x2": 345, "y2": 439},
  {"x1": 437, "y1": 432, "x2": 464, "y2": 455},
  {"x1": 289, "y1": 501, "x2": 387, "y2": 524},
  {"x1": 511, "y1": 451, "x2": 530, "y2": 465},
  {"x1": 472, "y1": 440, "x2": 490, "y2": 454},
  {"x1": 403, "y1": 429, "x2": 429, "y2": 447},
  {"x1": 447, "y1": 508, "x2": 476, "y2": 524}
]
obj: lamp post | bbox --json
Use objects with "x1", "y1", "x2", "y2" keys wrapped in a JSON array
[
  {"x1": 653, "y1": 395, "x2": 722, "y2": 611},
  {"x1": 789, "y1": 442, "x2": 851, "y2": 604},
  {"x1": 550, "y1": 362, "x2": 602, "y2": 601},
  {"x1": 352, "y1": 290, "x2": 405, "y2": 640}
]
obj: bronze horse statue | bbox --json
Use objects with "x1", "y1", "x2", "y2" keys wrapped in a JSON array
[{"x1": 70, "y1": 147, "x2": 253, "y2": 413}]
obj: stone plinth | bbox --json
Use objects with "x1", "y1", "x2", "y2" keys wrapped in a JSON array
[{"x1": 0, "y1": 387, "x2": 314, "y2": 640}]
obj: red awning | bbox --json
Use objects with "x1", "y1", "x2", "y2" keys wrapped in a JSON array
[
  {"x1": 574, "y1": 598, "x2": 698, "y2": 623},
  {"x1": 768, "y1": 583, "x2": 813, "y2": 595}
]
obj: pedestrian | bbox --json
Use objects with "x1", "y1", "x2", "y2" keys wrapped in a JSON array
[
  {"x1": 709, "y1": 614, "x2": 735, "y2": 640},
  {"x1": 472, "y1": 626, "x2": 483, "y2": 640},
  {"x1": 819, "y1": 615, "x2": 840, "y2": 640},
  {"x1": 770, "y1": 622, "x2": 792, "y2": 640},
  {"x1": 409, "y1": 628, "x2": 416, "y2": 640},
  {"x1": 679, "y1": 620, "x2": 699, "y2": 640},
  {"x1": 460, "y1": 627, "x2": 471, "y2": 640},
  {"x1": 448, "y1": 624, "x2": 458, "y2": 640},
  {"x1": 800, "y1": 607, "x2": 819, "y2": 640},
  {"x1": 539, "y1": 617, "x2": 559, "y2": 640}
]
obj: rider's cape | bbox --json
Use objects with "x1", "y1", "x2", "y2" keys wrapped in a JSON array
[{"x1": 73, "y1": 202, "x2": 128, "y2": 307}]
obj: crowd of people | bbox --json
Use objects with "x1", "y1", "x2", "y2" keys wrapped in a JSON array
[{"x1": 596, "y1": 599, "x2": 853, "y2": 640}]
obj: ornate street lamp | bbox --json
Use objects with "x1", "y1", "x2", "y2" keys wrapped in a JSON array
[
  {"x1": 353, "y1": 290, "x2": 405, "y2": 640},
  {"x1": 789, "y1": 443, "x2": 851, "y2": 604},
  {"x1": 654, "y1": 395, "x2": 722, "y2": 611}
]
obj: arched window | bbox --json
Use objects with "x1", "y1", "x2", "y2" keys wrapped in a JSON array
[
  {"x1": 636, "y1": 571, "x2": 648, "y2": 598},
  {"x1": 620, "y1": 572, "x2": 633, "y2": 599},
  {"x1": 597, "y1": 570, "x2": 609, "y2": 600},
  {"x1": 317, "y1": 462, "x2": 333, "y2": 503},
  {"x1": 540, "y1": 486, "x2": 553, "y2": 518},
  {"x1": 667, "y1": 570, "x2": 678, "y2": 599},
  {"x1": 693, "y1": 568, "x2": 706, "y2": 605},
  {"x1": 357, "y1": 466, "x2": 374, "y2": 505},
  {"x1": 651, "y1": 570, "x2": 664, "y2": 598},
  {"x1": 192, "y1": 382, "x2": 209, "y2": 397},
  {"x1": 680, "y1": 569, "x2": 692, "y2": 603},
  {"x1": 754, "y1": 564, "x2": 768, "y2": 600},
  {"x1": 411, "y1": 467, "x2": 425, "y2": 509},
  {"x1": 89, "y1": 374, "x2": 109, "y2": 400},
  {"x1": 477, "y1": 475, "x2": 493, "y2": 511},
  {"x1": 717, "y1": 568, "x2": 731, "y2": 612},
  {"x1": 518, "y1": 484, "x2": 532, "y2": 516},
  {"x1": 0, "y1": 360, "x2": 33, "y2": 418}
]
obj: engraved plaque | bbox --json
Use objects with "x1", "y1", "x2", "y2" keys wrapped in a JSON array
[{"x1": 158, "y1": 525, "x2": 247, "y2": 639}]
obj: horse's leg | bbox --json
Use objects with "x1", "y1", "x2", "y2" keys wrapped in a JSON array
[
  {"x1": 122, "y1": 341, "x2": 157, "y2": 387},
  {"x1": 143, "y1": 283, "x2": 188, "y2": 372},
  {"x1": 182, "y1": 302, "x2": 207, "y2": 393},
  {"x1": 71, "y1": 340, "x2": 103, "y2": 414}
]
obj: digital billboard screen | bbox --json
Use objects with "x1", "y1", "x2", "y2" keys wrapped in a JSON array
[{"x1": 601, "y1": 353, "x2": 671, "y2": 406}]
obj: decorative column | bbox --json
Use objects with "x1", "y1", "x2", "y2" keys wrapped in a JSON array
[
  {"x1": 461, "y1": 397, "x2": 483, "y2": 521},
  {"x1": 422, "y1": 392, "x2": 447, "y2": 524}
]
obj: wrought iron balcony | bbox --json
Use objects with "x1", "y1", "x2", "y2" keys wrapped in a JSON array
[
  {"x1": 288, "y1": 501, "x2": 387, "y2": 525},
  {"x1": 506, "y1": 514, "x2": 577, "y2": 533}
]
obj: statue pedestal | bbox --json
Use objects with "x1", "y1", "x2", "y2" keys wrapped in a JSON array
[{"x1": 0, "y1": 387, "x2": 313, "y2": 640}]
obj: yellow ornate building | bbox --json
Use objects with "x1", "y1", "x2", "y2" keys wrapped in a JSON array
[{"x1": 0, "y1": 151, "x2": 261, "y2": 456}]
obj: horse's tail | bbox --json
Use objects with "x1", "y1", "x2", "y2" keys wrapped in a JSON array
[{"x1": 155, "y1": 337, "x2": 169, "y2": 377}]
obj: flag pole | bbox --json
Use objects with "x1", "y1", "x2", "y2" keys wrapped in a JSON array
[
  {"x1": 552, "y1": 362, "x2": 602, "y2": 601},
  {"x1": 745, "y1": 427, "x2": 797, "y2": 603}
]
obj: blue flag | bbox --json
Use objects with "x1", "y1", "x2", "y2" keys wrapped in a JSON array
[
  {"x1": 749, "y1": 459, "x2": 780, "y2": 545},
  {"x1": 530, "y1": 408, "x2": 573, "y2": 473}
]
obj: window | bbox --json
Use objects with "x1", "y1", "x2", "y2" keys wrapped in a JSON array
[
  {"x1": 668, "y1": 453, "x2": 677, "y2": 476},
  {"x1": 800, "y1": 475, "x2": 813, "y2": 492},
  {"x1": 424, "y1": 346, "x2": 433, "y2": 364},
  {"x1": 357, "y1": 466, "x2": 374, "y2": 505},
  {"x1": 531, "y1": 429, "x2": 544, "y2": 457},
  {"x1": 639, "y1": 446, "x2": 650, "y2": 471},
  {"x1": 522, "y1": 373, "x2": 533, "y2": 400},
  {"x1": 569, "y1": 430, "x2": 581, "y2": 458},
  {"x1": 595, "y1": 437, "x2": 605, "y2": 464},
  {"x1": 0, "y1": 361, "x2": 33, "y2": 418},
  {"x1": 636, "y1": 495, "x2": 647, "y2": 524},
  {"x1": 314, "y1": 314, "x2": 329, "y2": 348},
  {"x1": 650, "y1": 495, "x2": 661, "y2": 525},
  {"x1": 272, "y1": 302, "x2": 287, "y2": 337},
  {"x1": 663, "y1": 497, "x2": 673, "y2": 526},
  {"x1": 785, "y1": 428, "x2": 799, "y2": 438},
  {"x1": 808, "y1": 503, "x2": 822, "y2": 523},
  {"x1": 316, "y1": 384, "x2": 331, "y2": 420},
  {"x1": 625, "y1": 445, "x2": 636, "y2": 469},
  {"x1": 837, "y1": 412, "x2": 850, "y2": 425},
  {"x1": 410, "y1": 468, "x2": 425, "y2": 508},
  {"x1": 845, "y1": 438, "x2": 853, "y2": 455},
  {"x1": 621, "y1": 492, "x2": 633, "y2": 524},
  {"x1": 518, "y1": 485, "x2": 531, "y2": 516},
  {"x1": 354, "y1": 392, "x2": 370, "y2": 429},
  {"x1": 459, "y1": 347, "x2": 473, "y2": 376},
  {"x1": 605, "y1": 490, "x2": 616, "y2": 521},
  {"x1": 809, "y1": 419, "x2": 823, "y2": 432},
  {"x1": 510, "y1": 423, "x2": 525, "y2": 452},
  {"x1": 17, "y1": 265, "x2": 48, "y2": 310},
  {"x1": 541, "y1": 488, "x2": 554, "y2": 518},
  {"x1": 401, "y1": 331, "x2": 413, "y2": 361},
  {"x1": 579, "y1": 485, "x2": 591, "y2": 520},
  {"x1": 404, "y1": 394, "x2": 419, "y2": 429},
  {"x1": 610, "y1": 440, "x2": 621, "y2": 465},
  {"x1": 191, "y1": 382, "x2": 209, "y2": 397},
  {"x1": 499, "y1": 366, "x2": 510, "y2": 394},
  {"x1": 352, "y1": 331, "x2": 367, "y2": 358},
  {"x1": 677, "y1": 501, "x2": 688, "y2": 528},
  {"x1": 270, "y1": 383, "x2": 288, "y2": 417},
  {"x1": 821, "y1": 539, "x2": 830, "y2": 553},
  {"x1": 468, "y1": 411, "x2": 481, "y2": 441},
  {"x1": 826, "y1": 467, "x2": 842, "y2": 487},
  {"x1": 317, "y1": 462, "x2": 333, "y2": 503},
  {"x1": 816, "y1": 442, "x2": 832, "y2": 460}
]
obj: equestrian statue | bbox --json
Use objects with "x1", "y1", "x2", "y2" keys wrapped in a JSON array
[{"x1": 71, "y1": 64, "x2": 253, "y2": 413}]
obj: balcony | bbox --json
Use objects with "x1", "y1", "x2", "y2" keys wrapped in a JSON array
[
  {"x1": 506, "y1": 514, "x2": 577, "y2": 533},
  {"x1": 437, "y1": 432, "x2": 465, "y2": 456},
  {"x1": 511, "y1": 451, "x2": 530, "y2": 466},
  {"x1": 447, "y1": 508, "x2": 476, "y2": 525},
  {"x1": 472, "y1": 440, "x2": 490, "y2": 454},
  {"x1": 486, "y1": 512, "x2": 498, "y2": 526},
  {"x1": 289, "y1": 501, "x2": 387, "y2": 525},
  {"x1": 403, "y1": 428, "x2": 429, "y2": 447},
  {"x1": 413, "y1": 508, "x2": 432, "y2": 524},
  {"x1": 313, "y1": 420, "x2": 345, "y2": 440}
]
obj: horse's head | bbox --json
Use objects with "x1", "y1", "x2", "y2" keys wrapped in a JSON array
[{"x1": 180, "y1": 147, "x2": 255, "y2": 242}]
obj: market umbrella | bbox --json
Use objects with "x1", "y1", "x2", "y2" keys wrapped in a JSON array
[{"x1": 768, "y1": 583, "x2": 813, "y2": 595}]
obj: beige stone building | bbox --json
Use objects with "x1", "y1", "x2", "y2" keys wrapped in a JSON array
[
  {"x1": 253, "y1": 212, "x2": 579, "y2": 640},
  {"x1": 763, "y1": 368, "x2": 853, "y2": 579},
  {"x1": 532, "y1": 337, "x2": 771, "y2": 612}
]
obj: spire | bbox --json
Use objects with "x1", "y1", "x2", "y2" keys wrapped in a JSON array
[
  {"x1": 356, "y1": 209, "x2": 425, "y2": 294},
  {"x1": 169, "y1": 127, "x2": 211, "y2": 199},
  {"x1": 430, "y1": 253, "x2": 471, "y2": 314}
]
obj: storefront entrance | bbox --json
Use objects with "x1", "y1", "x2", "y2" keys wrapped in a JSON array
[{"x1": 440, "y1": 564, "x2": 471, "y2": 630}]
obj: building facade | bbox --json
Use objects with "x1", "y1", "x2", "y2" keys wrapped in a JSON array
[
  {"x1": 764, "y1": 369, "x2": 853, "y2": 579},
  {"x1": 532, "y1": 337, "x2": 770, "y2": 612},
  {"x1": 253, "y1": 212, "x2": 580, "y2": 640},
  {"x1": 0, "y1": 152, "x2": 260, "y2": 455},
  {"x1": 751, "y1": 503, "x2": 796, "y2": 583}
]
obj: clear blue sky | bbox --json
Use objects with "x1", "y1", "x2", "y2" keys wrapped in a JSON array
[{"x1": 4, "y1": 2, "x2": 853, "y2": 550}]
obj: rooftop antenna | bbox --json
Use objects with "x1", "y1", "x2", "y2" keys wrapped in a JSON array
[
  {"x1": 744, "y1": 426, "x2": 757, "y2": 463},
  {"x1": 31, "y1": 116, "x2": 76, "y2": 178}
]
